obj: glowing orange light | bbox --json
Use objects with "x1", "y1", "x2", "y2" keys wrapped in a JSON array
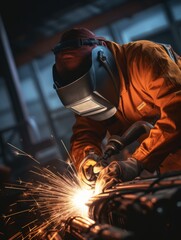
[{"x1": 72, "y1": 189, "x2": 94, "y2": 217}]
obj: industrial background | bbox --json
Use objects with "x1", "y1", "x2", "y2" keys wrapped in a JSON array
[{"x1": 0, "y1": 0, "x2": 181, "y2": 238}]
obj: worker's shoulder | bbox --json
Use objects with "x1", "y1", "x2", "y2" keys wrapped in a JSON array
[
  {"x1": 123, "y1": 40, "x2": 159, "y2": 52},
  {"x1": 107, "y1": 39, "x2": 163, "y2": 62},
  {"x1": 122, "y1": 40, "x2": 164, "y2": 63}
]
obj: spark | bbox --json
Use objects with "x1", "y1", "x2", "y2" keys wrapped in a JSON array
[
  {"x1": 60, "y1": 139, "x2": 73, "y2": 163},
  {"x1": 4, "y1": 217, "x2": 11, "y2": 225},
  {"x1": 9, "y1": 232, "x2": 22, "y2": 240},
  {"x1": 10, "y1": 203, "x2": 17, "y2": 207},
  {"x1": 48, "y1": 231, "x2": 60, "y2": 240},
  {"x1": 5, "y1": 209, "x2": 32, "y2": 218},
  {"x1": 22, "y1": 219, "x2": 38, "y2": 229},
  {"x1": 7, "y1": 142, "x2": 40, "y2": 164},
  {"x1": 5, "y1": 186, "x2": 26, "y2": 191},
  {"x1": 5, "y1": 143, "x2": 95, "y2": 239}
]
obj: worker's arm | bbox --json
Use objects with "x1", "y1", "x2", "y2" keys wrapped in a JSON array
[
  {"x1": 95, "y1": 42, "x2": 181, "y2": 193},
  {"x1": 70, "y1": 114, "x2": 107, "y2": 171},
  {"x1": 131, "y1": 42, "x2": 181, "y2": 172}
]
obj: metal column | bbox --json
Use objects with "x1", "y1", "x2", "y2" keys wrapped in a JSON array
[
  {"x1": 0, "y1": 16, "x2": 33, "y2": 153},
  {"x1": 163, "y1": 0, "x2": 181, "y2": 54}
]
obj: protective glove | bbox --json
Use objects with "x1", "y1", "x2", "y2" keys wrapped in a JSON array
[
  {"x1": 78, "y1": 153, "x2": 102, "y2": 188},
  {"x1": 95, "y1": 158, "x2": 143, "y2": 194}
]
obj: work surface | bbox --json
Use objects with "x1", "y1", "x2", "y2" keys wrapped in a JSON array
[
  {"x1": 1, "y1": 171, "x2": 181, "y2": 240},
  {"x1": 60, "y1": 172, "x2": 181, "y2": 240}
]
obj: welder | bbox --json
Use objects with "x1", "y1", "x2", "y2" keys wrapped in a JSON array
[{"x1": 52, "y1": 28, "x2": 181, "y2": 193}]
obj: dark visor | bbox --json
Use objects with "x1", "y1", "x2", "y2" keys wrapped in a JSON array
[{"x1": 52, "y1": 38, "x2": 103, "y2": 54}]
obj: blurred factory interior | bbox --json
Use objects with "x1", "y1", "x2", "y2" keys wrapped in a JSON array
[
  {"x1": 0, "y1": 0, "x2": 181, "y2": 238},
  {"x1": 1, "y1": 0, "x2": 181, "y2": 181}
]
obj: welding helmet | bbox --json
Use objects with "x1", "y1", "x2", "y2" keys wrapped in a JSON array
[{"x1": 52, "y1": 31, "x2": 120, "y2": 121}]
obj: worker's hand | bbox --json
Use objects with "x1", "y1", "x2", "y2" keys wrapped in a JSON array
[
  {"x1": 95, "y1": 158, "x2": 143, "y2": 194},
  {"x1": 78, "y1": 154, "x2": 102, "y2": 188}
]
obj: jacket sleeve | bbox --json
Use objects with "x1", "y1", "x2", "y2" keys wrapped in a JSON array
[
  {"x1": 131, "y1": 42, "x2": 181, "y2": 172},
  {"x1": 70, "y1": 114, "x2": 107, "y2": 170}
]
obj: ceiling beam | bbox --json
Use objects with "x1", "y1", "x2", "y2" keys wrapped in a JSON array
[{"x1": 15, "y1": 0, "x2": 163, "y2": 66}]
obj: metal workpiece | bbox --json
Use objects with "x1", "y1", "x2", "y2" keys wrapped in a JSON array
[
  {"x1": 61, "y1": 216, "x2": 134, "y2": 240},
  {"x1": 87, "y1": 173, "x2": 181, "y2": 240}
]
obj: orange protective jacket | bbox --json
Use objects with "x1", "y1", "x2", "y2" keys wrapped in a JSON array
[{"x1": 70, "y1": 40, "x2": 181, "y2": 174}]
